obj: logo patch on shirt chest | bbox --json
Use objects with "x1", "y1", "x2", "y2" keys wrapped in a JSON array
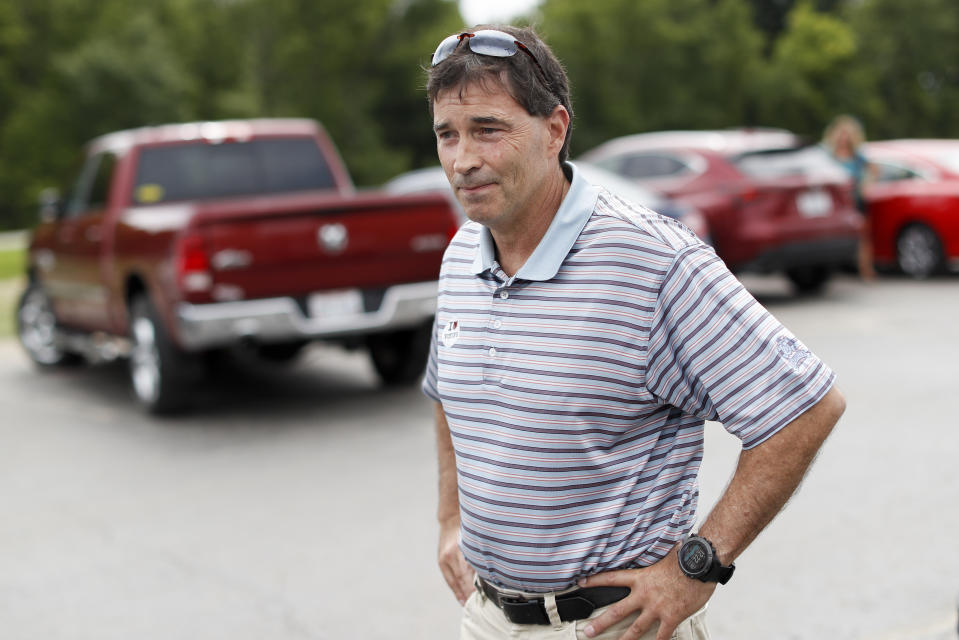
[{"x1": 442, "y1": 320, "x2": 461, "y2": 348}]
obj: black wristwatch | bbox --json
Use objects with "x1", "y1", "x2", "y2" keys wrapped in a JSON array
[{"x1": 677, "y1": 535, "x2": 735, "y2": 584}]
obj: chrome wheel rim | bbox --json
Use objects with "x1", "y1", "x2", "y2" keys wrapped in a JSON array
[
  {"x1": 130, "y1": 314, "x2": 161, "y2": 405},
  {"x1": 18, "y1": 288, "x2": 63, "y2": 365},
  {"x1": 898, "y1": 226, "x2": 940, "y2": 278}
]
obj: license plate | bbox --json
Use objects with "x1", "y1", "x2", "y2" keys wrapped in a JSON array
[
  {"x1": 796, "y1": 189, "x2": 832, "y2": 218},
  {"x1": 308, "y1": 289, "x2": 363, "y2": 319}
]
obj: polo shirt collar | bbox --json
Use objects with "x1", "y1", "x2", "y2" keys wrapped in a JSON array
[{"x1": 470, "y1": 162, "x2": 600, "y2": 281}]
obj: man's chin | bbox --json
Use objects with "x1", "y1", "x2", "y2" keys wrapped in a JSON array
[{"x1": 463, "y1": 207, "x2": 499, "y2": 226}]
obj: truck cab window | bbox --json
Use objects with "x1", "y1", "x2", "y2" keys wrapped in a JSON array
[
  {"x1": 133, "y1": 138, "x2": 337, "y2": 205},
  {"x1": 64, "y1": 152, "x2": 117, "y2": 217}
]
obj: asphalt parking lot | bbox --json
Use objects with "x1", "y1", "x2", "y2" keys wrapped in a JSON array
[{"x1": 1, "y1": 274, "x2": 957, "y2": 639}]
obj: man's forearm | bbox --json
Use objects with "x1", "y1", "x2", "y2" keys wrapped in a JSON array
[
  {"x1": 434, "y1": 402, "x2": 476, "y2": 604},
  {"x1": 699, "y1": 386, "x2": 846, "y2": 564},
  {"x1": 435, "y1": 402, "x2": 460, "y2": 524}
]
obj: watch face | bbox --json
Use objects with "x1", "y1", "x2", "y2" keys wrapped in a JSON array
[{"x1": 680, "y1": 538, "x2": 711, "y2": 575}]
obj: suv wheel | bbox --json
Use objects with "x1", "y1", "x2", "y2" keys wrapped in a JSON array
[
  {"x1": 129, "y1": 295, "x2": 202, "y2": 414},
  {"x1": 16, "y1": 283, "x2": 83, "y2": 367},
  {"x1": 897, "y1": 223, "x2": 943, "y2": 279}
]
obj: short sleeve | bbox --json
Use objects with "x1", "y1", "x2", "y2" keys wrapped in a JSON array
[
  {"x1": 646, "y1": 245, "x2": 836, "y2": 449},
  {"x1": 421, "y1": 313, "x2": 441, "y2": 403}
]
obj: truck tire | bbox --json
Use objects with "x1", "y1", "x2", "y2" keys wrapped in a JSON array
[
  {"x1": 785, "y1": 265, "x2": 832, "y2": 295},
  {"x1": 16, "y1": 282, "x2": 84, "y2": 367},
  {"x1": 129, "y1": 295, "x2": 202, "y2": 414},
  {"x1": 367, "y1": 323, "x2": 432, "y2": 386}
]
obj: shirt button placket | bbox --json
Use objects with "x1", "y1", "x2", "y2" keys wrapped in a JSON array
[{"x1": 486, "y1": 286, "x2": 509, "y2": 385}]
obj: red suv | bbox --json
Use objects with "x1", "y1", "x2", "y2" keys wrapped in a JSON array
[{"x1": 580, "y1": 129, "x2": 862, "y2": 292}]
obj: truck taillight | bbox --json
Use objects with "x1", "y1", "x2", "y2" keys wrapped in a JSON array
[{"x1": 176, "y1": 234, "x2": 212, "y2": 293}]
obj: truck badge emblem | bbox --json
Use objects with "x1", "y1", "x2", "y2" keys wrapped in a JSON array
[
  {"x1": 319, "y1": 223, "x2": 348, "y2": 253},
  {"x1": 443, "y1": 320, "x2": 460, "y2": 348}
]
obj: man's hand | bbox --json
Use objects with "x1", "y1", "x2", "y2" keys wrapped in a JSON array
[
  {"x1": 578, "y1": 547, "x2": 714, "y2": 640},
  {"x1": 438, "y1": 516, "x2": 475, "y2": 606}
]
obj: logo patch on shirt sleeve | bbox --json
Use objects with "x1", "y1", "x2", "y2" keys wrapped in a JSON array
[
  {"x1": 442, "y1": 320, "x2": 461, "y2": 348},
  {"x1": 776, "y1": 334, "x2": 813, "y2": 373}
]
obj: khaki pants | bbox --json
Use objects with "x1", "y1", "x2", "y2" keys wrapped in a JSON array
[{"x1": 460, "y1": 586, "x2": 710, "y2": 640}]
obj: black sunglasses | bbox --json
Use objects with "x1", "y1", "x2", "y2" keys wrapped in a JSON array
[{"x1": 431, "y1": 30, "x2": 549, "y2": 84}]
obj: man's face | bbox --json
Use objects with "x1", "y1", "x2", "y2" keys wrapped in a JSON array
[{"x1": 432, "y1": 80, "x2": 563, "y2": 230}]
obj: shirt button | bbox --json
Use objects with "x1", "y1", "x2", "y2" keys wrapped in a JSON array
[
  {"x1": 488, "y1": 347, "x2": 497, "y2": 357},
  {"x1": 493, "y1": 319, "x2": 502, "y2": 329},
  {"x1": 499, "y1": 290, "x2": 509, "y2": 300}
]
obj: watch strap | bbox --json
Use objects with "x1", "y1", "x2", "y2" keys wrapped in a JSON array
[{"x1": 704, "y1": 560, "x2": 735, "y2": 585}]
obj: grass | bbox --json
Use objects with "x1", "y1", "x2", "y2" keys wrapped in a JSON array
[
  {"x1": 0, "y1": 246, "x2": 25, "y2": 280},
  {"x1": 0, "y1": 247, "x2": 26, "y2": 338}
]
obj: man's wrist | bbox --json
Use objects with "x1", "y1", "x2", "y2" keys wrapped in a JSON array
[{"x1": 677, "y1": 535, "x2": 736, "y2": 584}]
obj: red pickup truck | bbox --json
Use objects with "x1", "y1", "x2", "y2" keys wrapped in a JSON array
[{"x1": 17, "y1": 119, "x2": 458, "y2": 413}]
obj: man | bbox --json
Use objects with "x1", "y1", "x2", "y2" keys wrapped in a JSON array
[{"x1": 423, "y1": 25, "x2": 845, "y2": 640}]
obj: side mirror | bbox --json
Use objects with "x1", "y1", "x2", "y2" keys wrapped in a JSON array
[{"x1": 38, "y1": 187, "x2": 62, "y2": 223}]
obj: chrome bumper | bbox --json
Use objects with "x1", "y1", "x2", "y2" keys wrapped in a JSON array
[{"x1": 175, "y1": 281, "x2": 437, "y2": 350}]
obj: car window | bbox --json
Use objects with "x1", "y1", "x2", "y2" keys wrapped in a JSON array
[
  {"x1": 132, "y1": 137, "x2": 336, "y2": 205},
  {"x1": 733, "y1": 145, "x2": 848, "y2": 181},
  {"x1": 64, "y1": 152, "x2": 117, "y2": 217},
  {"x1": 874, "y1": 161, "x2": 922, "y2": 183},
  {"x1": 619, "y1": 153, "x2": 691, "y2": 179}
]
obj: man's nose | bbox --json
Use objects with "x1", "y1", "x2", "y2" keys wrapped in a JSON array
[{"x1": 453, "y1": 137, "x2": 481, "y2": 175}]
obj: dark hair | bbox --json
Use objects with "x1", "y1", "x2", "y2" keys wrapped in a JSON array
[{"x1": 426, "y1": 25, "x2": 574, "y2": 163}]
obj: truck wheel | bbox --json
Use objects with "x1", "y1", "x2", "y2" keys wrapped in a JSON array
[
  {"x1": 785, "y1": 265, "x2": 832, "y2": 295},
  {"x1": 16, "y1": 283, "x2": 83, "y2": 367},
  {"x1": 367, "y1": 324, "x2": 432, "y2": 386},
  {"x1": 129, "y1": 295, "x2": 202, "y2": 414},
  {"x1": 897, "y1": 223, "x2": 944, "y2": 279}
]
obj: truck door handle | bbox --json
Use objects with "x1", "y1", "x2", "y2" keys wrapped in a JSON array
[{"x1": 85, "y1": 226, "x2": 102, "y2": 242}]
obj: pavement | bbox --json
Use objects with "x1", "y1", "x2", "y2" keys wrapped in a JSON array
[{"x1": 1, "y1": 271, "x2": 958, "y2": 639}]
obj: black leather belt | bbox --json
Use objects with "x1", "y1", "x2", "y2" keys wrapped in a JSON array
[{"x1": 479, "y1": 577, "x2": 630, "y2": 625}]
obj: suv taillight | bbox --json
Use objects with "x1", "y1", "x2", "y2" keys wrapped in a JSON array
[{"x1": 176, "y1": 233, "x2": 212, "y2": 295}]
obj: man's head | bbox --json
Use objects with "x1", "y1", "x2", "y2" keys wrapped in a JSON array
[
  {"x1": 428, "y1": 26, "x2": 573, "y2": 229},
  {"x1": 427, "y1": 26, "x2": 573, "y2": 164}
]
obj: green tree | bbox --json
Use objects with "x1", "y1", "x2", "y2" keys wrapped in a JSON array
[
  {"x1": 847, "y1": 0, "x2": 959, "y2": 139},
  {"x1": 757, "y1": 1, "x2": 860, "y2": 139},
  {"x1": 0, "y1": 2, "x2": 193, "y2": 228},
  {"x1": 539, "y1": 0, "x2": 765, "y2": 154},
  {"x1": 226, "y1": 0, "x2": 462, "y2": 185}
]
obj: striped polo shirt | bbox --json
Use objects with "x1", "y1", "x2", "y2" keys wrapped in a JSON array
[{"x1": 422, "y1": 163, "x2": 835, "y2": 592}]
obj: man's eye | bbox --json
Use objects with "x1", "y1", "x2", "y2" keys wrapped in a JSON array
[{"x1": 480, "y1": 128, "x2": 499, "y2": 135}]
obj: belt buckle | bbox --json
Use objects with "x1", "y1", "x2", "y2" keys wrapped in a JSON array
[{"x1": 497, "y1": 591, "x2": 530, "y2": 608}]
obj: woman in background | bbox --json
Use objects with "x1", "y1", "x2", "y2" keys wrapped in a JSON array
[{"x1": 823, "y1": 114, "x2": 876, "y2": 281}]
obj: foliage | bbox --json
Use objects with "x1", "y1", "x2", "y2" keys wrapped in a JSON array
[
  {"x1": 846, "y1": 0, "x2": 959, "y2": 139},
  {"x1": 756, "y1": 1, "x2": 860, "y2": 139},
  {"x1": 2, "y1": 0, "x2": 959, "y2": 231},
  {"x1": 539, "y1": 0, "x2": 765, "y2": 154}
]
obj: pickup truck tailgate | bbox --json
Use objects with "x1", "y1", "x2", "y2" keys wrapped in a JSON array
[{"x1": 193, "y1": 191, "x2": 455, "y2": 301}]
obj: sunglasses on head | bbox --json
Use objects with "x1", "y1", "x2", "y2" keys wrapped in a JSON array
[{"x1": 431, "y1": 30, "x2": 549, "y2": 84}]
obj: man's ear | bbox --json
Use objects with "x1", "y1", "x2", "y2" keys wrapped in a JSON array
[{"x1": 546, "y1": 105, "x2": 570, "y2": 156}]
